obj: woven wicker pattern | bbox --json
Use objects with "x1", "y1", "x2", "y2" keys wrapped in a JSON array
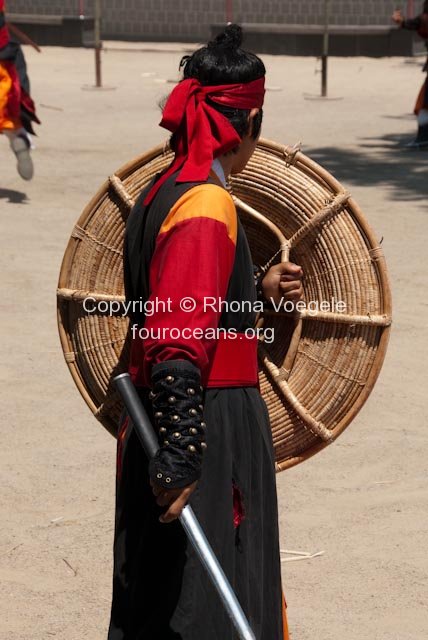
[{"x1": 57, "y1": 138, "x2": 391, "y2": 471}]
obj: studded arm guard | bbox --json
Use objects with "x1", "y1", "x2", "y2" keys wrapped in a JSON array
[
  {"x1": 254, "y1": 264, "x2": 267, "y2": 303},
  {"x1": 148, "y1": 360, "x2": 207, "y2": 489}
]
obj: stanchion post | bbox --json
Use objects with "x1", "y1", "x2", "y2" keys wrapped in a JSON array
[
  {"x1": 321, "y1": 0, "x2": 331, "y2": 98},
  {"x1": 226, "y1": 0, "x2": 233, "y2": 24},
  {"x1": 94, "y1": 0, "x2": 102, "y2": 88}
]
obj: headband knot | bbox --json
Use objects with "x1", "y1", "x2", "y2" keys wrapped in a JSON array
[{"x1": 144, "y1": 76, "x2": 265, "y2": 204}]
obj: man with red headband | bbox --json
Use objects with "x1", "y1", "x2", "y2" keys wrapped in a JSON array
[
  {"x1": 108, "y1": 25, "x2": 302, "y2": 639},
  {"x1": 0, "y1": 0, "x2": 40, "y2": 179},
  {"x1": 393, "y1": 2, "x2": 428, "y2": 148}
]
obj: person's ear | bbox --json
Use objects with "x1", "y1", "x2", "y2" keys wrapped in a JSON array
[{"x1": 247, "y1": 108, "x2": 260, "y2": 137}]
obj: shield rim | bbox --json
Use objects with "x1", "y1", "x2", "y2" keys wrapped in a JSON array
[{"x1": 57, "y1": 138, "x2": 392, "y2": 471}]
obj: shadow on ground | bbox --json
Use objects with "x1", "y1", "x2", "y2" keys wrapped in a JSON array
[
  {"x1": 0, "y1": 188, "x2": 28, "y2": 204},
  {"x1": 306, "y1": 128, "x2": 428, "y2": 202}
]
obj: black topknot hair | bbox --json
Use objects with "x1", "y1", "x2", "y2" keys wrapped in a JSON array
[
  {"x1": 179, "y1": 23, "x2": 265, "y2": 87},
  {"x1": 208, "y1": 23, "x2": 243, "y2": 50}
]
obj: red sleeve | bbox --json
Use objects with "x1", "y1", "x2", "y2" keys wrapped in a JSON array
[
  {"x1": 0, "y1": 3, "x2": 10, "y2": 49},
  {"x1": 141, "y1": 183, "x2": 237, "y2": 384}
]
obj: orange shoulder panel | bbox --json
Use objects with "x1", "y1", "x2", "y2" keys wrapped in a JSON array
[{"x1": 159, "y1": 183, "x2": 237, "y2": 245}]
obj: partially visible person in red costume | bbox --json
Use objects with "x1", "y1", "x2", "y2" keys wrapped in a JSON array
[
  {"x1": 0, "y1": 0, "x2": 40, "y2": 179},
  {"x1": 107, "y1": 24, "x2": 304, "y2": 640},
  {"x1": 393, "y1": 1, "x2": 428, "y2": 148}
]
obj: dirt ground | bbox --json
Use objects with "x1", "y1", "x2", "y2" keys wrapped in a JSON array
[{"x1": 0, "y1": 42, "x2": 427, "y2": 640}]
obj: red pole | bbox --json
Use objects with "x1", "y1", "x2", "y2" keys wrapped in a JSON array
[
  {"x1": 79, "y1": 0, "x2": 85, "y2": 17},
  {"x1": 407, "y1": 0, "x2": 414, "y2": 18},
  {"x1": 226, "y1": 0, "x2": 233, "y2": 23}
]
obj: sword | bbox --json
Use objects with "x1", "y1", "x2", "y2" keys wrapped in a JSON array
[{"x1": 114, "y1": 372, "x2": 256, "y2": 640}]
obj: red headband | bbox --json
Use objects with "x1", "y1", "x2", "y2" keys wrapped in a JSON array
[{"x1": 144, "y1": 76, "x2": 265, "y2": 205}]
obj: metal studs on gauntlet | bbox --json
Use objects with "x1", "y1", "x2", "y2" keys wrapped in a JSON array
[
  {"x1": 253, "y1": 264, "x2": 266, "y2": 303},
  {"x1": 148, "y1": 360, "x2": 207, "y2": 489}
]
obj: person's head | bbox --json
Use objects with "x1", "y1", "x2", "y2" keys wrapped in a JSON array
[
  {"x1": 145, "y1": 25, "x2": 266, "y2": 205},
  {"x1": 178, "y1": 24, "x2": 265, "y2": 173}
]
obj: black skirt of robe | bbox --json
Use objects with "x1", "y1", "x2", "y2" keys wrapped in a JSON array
[{"x1": 108, "y1": 386, "x2": 284, "y2": 640}]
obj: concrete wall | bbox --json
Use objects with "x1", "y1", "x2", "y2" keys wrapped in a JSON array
[{"x1": 8, "y1": 0, "x2": 413, "y2": 41}]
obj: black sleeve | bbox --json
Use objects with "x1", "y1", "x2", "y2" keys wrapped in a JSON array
[
  {"x1": 401, "y1": 16, "x2": 422, "y2": 30},
  {"x1": 148, "y1": 359, "x2": 207, "y2": 489}
]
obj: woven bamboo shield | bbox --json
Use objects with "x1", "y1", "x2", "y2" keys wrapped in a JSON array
[{"x1": 57, "y1": 138, "x2": 392, "y2": 471}]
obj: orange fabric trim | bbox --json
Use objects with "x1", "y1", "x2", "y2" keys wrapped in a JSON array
[
  {"x1": 158, "y1": 183, "x2": 237, "y2": 245},
  {"x1": 282, "y1": 592, "x2": 290, "y2": 640},
  {"x1": 116, "y1": 416, "x2": 129, "y2": 481},
  {"x1": 0, "y1": 61, "x2": 20, "y2": 131}
]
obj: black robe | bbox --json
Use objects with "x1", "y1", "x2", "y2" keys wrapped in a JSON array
[{"x1": 108, "y1": 172, "x2": 286, "y2": 639}]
